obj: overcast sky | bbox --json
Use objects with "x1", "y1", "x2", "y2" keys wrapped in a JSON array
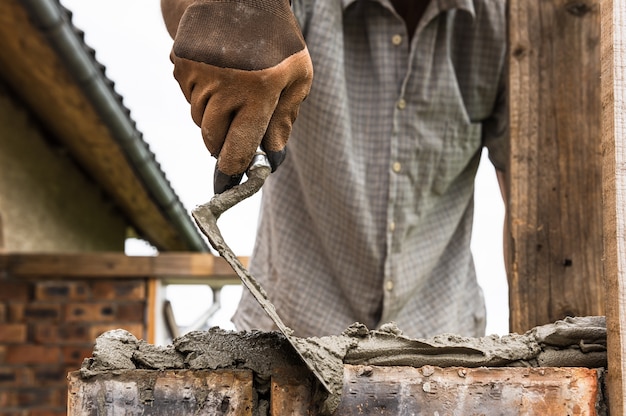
[{"x1": 59, "y1": 0, "x2": 509, "y2": 335}]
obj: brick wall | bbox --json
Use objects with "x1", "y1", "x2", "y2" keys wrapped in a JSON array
[{"x1": 0, "y1": 278, "x2": 147, "y2": 415}]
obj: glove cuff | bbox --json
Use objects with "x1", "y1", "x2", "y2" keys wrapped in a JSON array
[{"x1": 174, "y1": 0, "x2": 305, "y2": 70}]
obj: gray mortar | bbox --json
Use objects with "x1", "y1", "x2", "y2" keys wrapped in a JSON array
[{"x1": 80, "y1": 315, "x2": 607, "y2": 415}]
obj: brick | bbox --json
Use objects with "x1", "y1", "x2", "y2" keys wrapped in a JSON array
[
  {"x1": 29, "y1": 410, "x2": 67, "y2": 416},
  {"x1": 64, "y1": 303, "x2": 116, "y2": 322},
  {"x1": 0, "y1": 324, "x2": 26, "y2": 343},
  {"x1": 116, "y1": 302, "x2": 145, "y2": 322},
  {"x1": 91, "y1": 280, "x2": 145, "y2": 300},
  {"x1": 334, "y1": 366, "x2": 601, "y2": 415},
  {"x1": 33, "y1": 366, "x2": 68, "y2": 386},
  {"x1": 0, "y1": 367, "x2": 32, "y2": 386},
  {"x1": 9, "y1": 303, "x2": 62, "y2": 322},
  {"x1": 0, "y1": 282, "x2": 30, "y2": 302},
  {"x1": 0, "y1": 368, "x2": 18, "y2": 386},
  {"x1": 5, "y1": 345, "x2": 61, "y2": 364},
  {"x1": 35, "y1": 282, "x2": 90, "y2": 301},
  {"x1": 67, "y1": 370, "x2": 254, "y2": 415},
  {"x1": 62, "y1": 345, "x2": 94, "y2": 366},
  {"x1": 0, "y1": 411, "x2": 24, "y2": 416},
  {"x1": 90, "y1": 324, "x2": 144, "y2": 340},
  {"x1": 33, "y1": 323, "x2": 89, "y2": 344},
  {"x1": 0, "y1": 387, "x2": 65, "y2": 407},
  {"x1": 0, "y1": 366, "x2": 67, "y2": 388}
]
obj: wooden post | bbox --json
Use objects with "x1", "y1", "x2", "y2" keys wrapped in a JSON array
[
  {"x1": 601, "y1": 0, "x2": 626, "y2": 414},
  {"x1": 508, "y1": 0, "x2": 605, "y2": 333},
  {"x1": 147, "y1": 278, "x2": 159, "y2": 344}
]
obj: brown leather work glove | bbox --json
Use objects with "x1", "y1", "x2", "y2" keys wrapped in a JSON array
[{"x1": 170, "y1": 0, "x2": 313, "y2": 193}]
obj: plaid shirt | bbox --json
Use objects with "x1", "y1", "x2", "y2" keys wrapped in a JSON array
[{"x1": 233, "y1": 0, "x2": 507, "y2": 338}]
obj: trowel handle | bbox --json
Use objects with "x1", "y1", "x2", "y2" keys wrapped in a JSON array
[
  {"x1": 247, "y1": 147, "x2": 271, "y2": 173},
  {"x1": 208, "y1": 148, "x2": 271, "y2": 219}
]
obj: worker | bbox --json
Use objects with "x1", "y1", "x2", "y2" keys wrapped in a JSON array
[{"x1": 161, "y1": 0, "x2": 508, "y2": 338}]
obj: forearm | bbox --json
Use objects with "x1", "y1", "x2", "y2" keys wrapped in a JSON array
[{"x1": 161, "y1": 0, "x2": 196, "y2": 38}]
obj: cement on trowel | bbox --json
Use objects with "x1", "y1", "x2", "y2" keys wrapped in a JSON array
[{"x1": 80, "y1": 315, "x2": 607, "y2": 414}]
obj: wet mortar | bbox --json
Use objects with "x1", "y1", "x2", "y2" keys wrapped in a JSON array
[{"x1": 79, "y1": 315, "x2": 607, "y2": 415}]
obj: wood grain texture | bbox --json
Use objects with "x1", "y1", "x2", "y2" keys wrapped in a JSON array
[
  {"x1": 600, "y1": 1, "x2": 626, "y2": 414},
  {"x1": 508, "y1": 0, "x2": 604, "y2": 333},
  {"x1": 0, "y1": 252, "x2": 245, "y2": 284}
]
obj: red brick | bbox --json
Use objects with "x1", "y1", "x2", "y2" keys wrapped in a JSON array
[
  {"x1": 33, "y1": 366, "x2": 68, "y2": 386},
  {"x1": 0, "y1": 282, "x2": 30, "y2": 302},
  {"x1": 0, "y1": 411, "x2": 24, "y2": 416},
  {"x1": 8, "y1": 303, "x2": 62, "y2": 322},
  {"x1": 33, "y1": 323, "x2": 89, "y2": 344},
  {"x1": 0, "y1": 386, "x2": 65, "y2": 407},
  {"x1": 20, "y1": 366, "x2": 71, "y2": 388},
  {"x1": 5, "y1": 345, "x2": 61, "y2": 364},
  {"x1": 0, "y1": 368, "x2": 20, "y2": 386},
  {"x1": 0, "y1": 324, "x2": 27, "y2": 343},
  {"x1": 64, "y1": 303, "x2": 116, "y2": 322},
  {"x1": 116, "y1": 302, "x2": 145, "y2": 322},
  {"x1": 62, "y1": 345, "x2": 94, "y2": 366},
  {"x1": 0, "y1": 366, "x2": 32, "y2": 386},
  {"x1": 91, "y1": 280, "x2": 145, "y2": 300},
  {"x1": 29, "y1": 410, "x2": 67, "y2": 416},
  {"x1": 90, "y1": 323, "x2": 144, "y2": 340},
  {"x1": 35, "y1": 281, "x2": 90, "y2": 301}
]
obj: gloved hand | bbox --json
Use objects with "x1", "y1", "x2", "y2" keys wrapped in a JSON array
[{"x1": 170, "y1": 0, "x2": 313, "y2": 193}]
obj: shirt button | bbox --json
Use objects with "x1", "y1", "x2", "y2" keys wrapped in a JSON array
[
  {"x1": 385, "y1": 280, "x2": 394, "y2": 292},
  {"x1": 397, "y1": 99, "x2": 407, "y2": 110},
  {"x1": 392, "y1": 161, "x2": 402, "y2": 173},
  {"x1": 391, "y1": 34, "x2": 402, "y2": 46},
  {"x1": 389, "y1": 221, "x2": 396, "y2": 232}
]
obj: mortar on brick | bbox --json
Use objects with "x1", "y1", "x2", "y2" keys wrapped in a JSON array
[{"x1": 79, "y1": 316, "x2": 607, "y2": 415}]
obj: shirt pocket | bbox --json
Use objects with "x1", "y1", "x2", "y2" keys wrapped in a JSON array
[{"x1": 432, "y1": 120, "x2": 482, "y2": 196}]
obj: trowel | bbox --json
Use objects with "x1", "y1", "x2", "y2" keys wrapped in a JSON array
[{"x1": 191, "y1": 149, "x2": 334, "y2": 397}]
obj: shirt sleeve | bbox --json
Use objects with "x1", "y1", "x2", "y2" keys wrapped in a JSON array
[
  {"x1": 291, "y1": 0, "x2": 313, "y2": 35},
  {"x1": 482, "y1": 66, "x2": 508, "y2": 172}
]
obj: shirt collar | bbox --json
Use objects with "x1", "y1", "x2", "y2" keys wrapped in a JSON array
[{"x1": 341, "y1": 0, "x2": 476, "y2": 20}]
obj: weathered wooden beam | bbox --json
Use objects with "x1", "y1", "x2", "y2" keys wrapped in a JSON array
[
  {"x1": 68, "y1": 366, "x2": 602, "y2": 415},
  {"x1": 600, "y1": 0, "x2": 626, "y2": 414},
  {"x1": 0, "y1": 252, "x2": 247, "y2": 283},
  {"x1": 508, "y1": 0, "x2": 605, "y2": 333}
]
